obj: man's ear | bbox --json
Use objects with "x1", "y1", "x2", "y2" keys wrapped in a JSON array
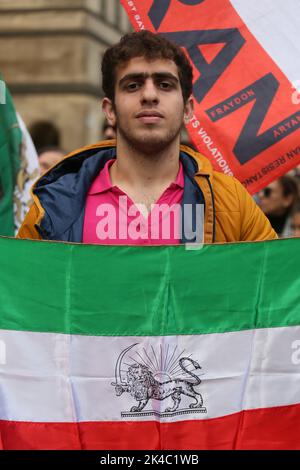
[
  {"x1": 102, "y1": 98, "x2": 117, "y2": 127},
  {"x1": 183, "y1": 96, "x2": 194, "y2": 124}
]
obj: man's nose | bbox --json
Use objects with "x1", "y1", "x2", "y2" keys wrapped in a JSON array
[{"x1": 140, "y1": 79, "x2": 159, "y2": 104}]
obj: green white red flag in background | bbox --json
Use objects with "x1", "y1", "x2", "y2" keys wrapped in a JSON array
[
  {"x1": 0, "y1": 77, "x2": 22, "y2": 236},
  {"x1": 120, "y1": 0, "x2": 300, "y2": 194},
  {"x1": 0, "y1": 77, "x2": 39, "y2": 236}
]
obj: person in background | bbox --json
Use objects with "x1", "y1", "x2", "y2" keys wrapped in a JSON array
[
  {"x1": 102, "y1": 122, "x2": 116, "y2": 140},
  {"x1": 287, "y1": 164, "x2": 300, "y2": 179},
  {"x1": 38, "y1": 147, "x2": 65, "y2": 176},
  {"x1": 258, "y1": 176, "x2": 299, "y2": 237},
  {"x1": 291, "y1": 203, "x2": 300, "y2": 237}
]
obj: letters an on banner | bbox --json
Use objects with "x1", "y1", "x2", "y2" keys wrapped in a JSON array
[{"x1": 120, "y1": 0, "x2": 300, "y2": 194}]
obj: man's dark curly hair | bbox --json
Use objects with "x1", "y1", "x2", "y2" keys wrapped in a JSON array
[{"x1": 101, "y1": 30, "x2": 193, "y2": 103}]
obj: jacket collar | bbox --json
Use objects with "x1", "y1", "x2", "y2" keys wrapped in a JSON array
[
  {"x1": 34, "y1": 144, "x2": 116, "y2": 240},
  {"x1": 180, "y1": 144, "x2": 214, "y2": 178},
  {"x1": 32, "y1": 141, "x2": 212, "y2": 241}
]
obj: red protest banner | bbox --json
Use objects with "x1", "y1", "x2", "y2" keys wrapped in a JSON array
[{"x1": 120, "y1": 0, "x2": 300, "y2": 194}]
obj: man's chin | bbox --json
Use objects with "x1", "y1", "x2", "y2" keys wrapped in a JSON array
[
  {"x1": 134, "y1": 138, "x2": 172, "y2": 155},
  {"x1": 123, "y1": 131, "x2": 180, "y2": 155}
]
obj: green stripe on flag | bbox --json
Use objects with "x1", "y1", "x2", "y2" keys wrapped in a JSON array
[
  {"x1": 0, "y1": 78, "x2": 22, "y2": 236},
  {"x1": 0, "y1": 237, "x2": 299, "y2": 336}
]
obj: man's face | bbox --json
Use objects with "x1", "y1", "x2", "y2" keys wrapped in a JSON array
[
  {"x1": 102, "y1": 57, "x2": 193, "y2": 154},
  {"x1": 258, "y1": 180, "x2": 292, "y2": 216}
]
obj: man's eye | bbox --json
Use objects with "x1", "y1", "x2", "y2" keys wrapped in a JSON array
[
  {"x1": 126, "y1": 82, "x2": 140, "y2": 91},
  {"x1": 159, "y1": 82, "x2": 173, "y2": 90}
]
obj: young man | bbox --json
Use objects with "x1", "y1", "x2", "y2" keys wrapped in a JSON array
[{"x1": 18, "y1": 31, "x2": 276, "y2": 244}]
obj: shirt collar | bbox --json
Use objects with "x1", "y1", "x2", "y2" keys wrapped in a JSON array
[
  {"x1": 88, "y1": 159, "x2": 114, "y2": 195},
  {"x1": 88, "y1": 158, "x2": 184, "y2": 195},
  {"x1": 171, "y1": 161, "x2": 184, "y2": 189}
]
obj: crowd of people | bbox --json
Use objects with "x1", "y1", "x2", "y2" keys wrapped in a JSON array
[{"x1": 256, "y1": 169, "x2": 300, "y2": 238}]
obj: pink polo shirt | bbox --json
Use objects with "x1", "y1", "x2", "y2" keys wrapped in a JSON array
[{"x1": 83, "y1": 159, "x2": 184, "y2": 245}]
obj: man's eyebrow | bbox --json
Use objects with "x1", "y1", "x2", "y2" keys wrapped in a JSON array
[{"x1": 118, "y1": 72, "x2": 179, "y2": 86}]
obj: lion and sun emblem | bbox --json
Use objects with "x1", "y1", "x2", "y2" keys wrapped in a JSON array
[{"x1": 112, "y1": 343, "x2": 207, "y2": 417}]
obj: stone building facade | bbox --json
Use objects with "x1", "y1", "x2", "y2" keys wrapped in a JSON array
[{"x1": 0, "y1": 0, "x2": 132, "y2": 152}]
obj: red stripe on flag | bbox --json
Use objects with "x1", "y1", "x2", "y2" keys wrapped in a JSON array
[{"x1": 1, "y1": 404, "x2": 299, "y2": 449}]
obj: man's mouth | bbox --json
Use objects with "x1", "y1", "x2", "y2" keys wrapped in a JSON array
[{"x1": 135, "y1": 111, "x2": 164, "y2": 124}]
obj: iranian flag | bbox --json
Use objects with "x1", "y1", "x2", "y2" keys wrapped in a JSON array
[
  {"x1": 0, "y1": 78, "x2": 22, "y2": 236},
  {"x1": 0, "y1": 237, "x2": 300, "y2": 449},
  {"x1": 0, "y1": 78, "x2": 39, "y2": 236}
]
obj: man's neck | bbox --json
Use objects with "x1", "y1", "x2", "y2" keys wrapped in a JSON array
[
  {"x1": 110, "y1": 138, "x2": 181, "y2": 190},
  {"x1": 109, "y1": 137, "x2": 181, "y2": 213}
]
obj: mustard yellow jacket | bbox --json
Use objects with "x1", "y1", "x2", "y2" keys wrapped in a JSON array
[{"x1": 17, "y1": 141, "x2": 277, "y2": 243}]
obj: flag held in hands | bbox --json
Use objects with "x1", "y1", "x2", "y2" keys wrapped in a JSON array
[{"x1": 0, "y1": 237, "x2": 299, "y2": 449}]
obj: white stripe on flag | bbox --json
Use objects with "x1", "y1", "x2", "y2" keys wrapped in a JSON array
[{"x1": 0, "y1": 327, "x2": 299, "y2": 423}]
